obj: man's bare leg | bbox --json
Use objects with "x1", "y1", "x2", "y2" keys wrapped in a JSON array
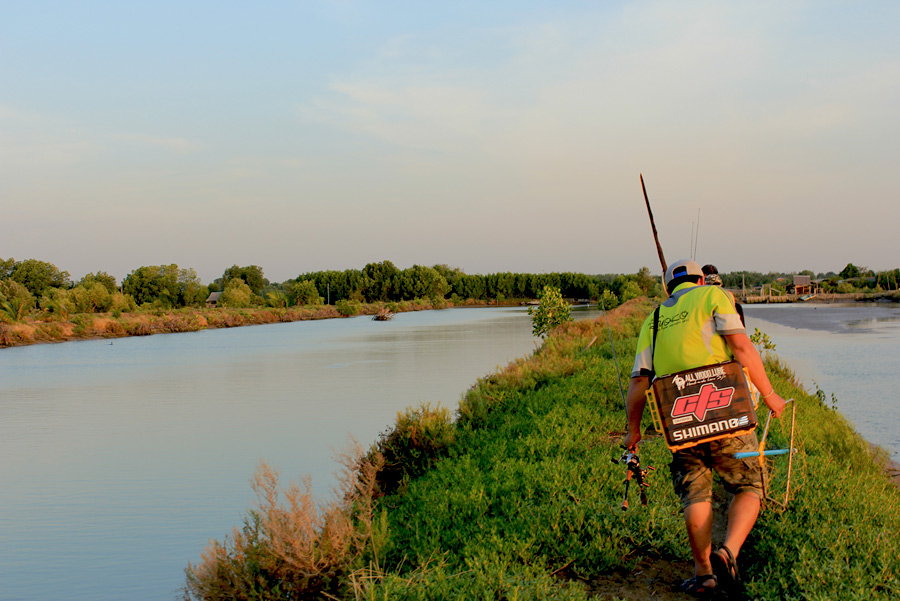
[
  {"x1": 684, "y1": 501, "x2": 714, "y2": 578},
  {"x1": 722, "y1": 491, "x2": 761, "y2": 557}
]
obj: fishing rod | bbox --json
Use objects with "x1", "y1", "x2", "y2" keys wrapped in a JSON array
[
  {"x1": 605, "y1": 174, "x2": 668, "y2": 508},
  {"x1": 599, "y1": 295, "x2": 627, "y2": 413},
  {"x1": 640, "y1": 174, "x2": 668, "y2": 284},
  {"x1": 601, "y1": 295, "x2": 655, "y2": 509}
]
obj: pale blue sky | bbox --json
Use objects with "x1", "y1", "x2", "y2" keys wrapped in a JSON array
[{"x1": 2, "y1": 1, "x2": 898, "y2": 284}]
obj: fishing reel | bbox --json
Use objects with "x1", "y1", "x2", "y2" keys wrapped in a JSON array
[{"x1": 611, "y1": 447, "x2": 655, "y2": 510}]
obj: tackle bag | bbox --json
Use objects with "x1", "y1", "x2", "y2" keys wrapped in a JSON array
[{"x1": 646, "y1": 360, "x2": 758, "y2": 451}]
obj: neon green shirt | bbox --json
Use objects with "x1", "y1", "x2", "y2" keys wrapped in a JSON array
[{"x1": 631, "y1": 282, "x2": 745, "y2": 378}]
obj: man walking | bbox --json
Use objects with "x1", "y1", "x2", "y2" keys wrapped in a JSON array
[{"x1": 623, "y1": 259, "x2": 785, "y2": 597}]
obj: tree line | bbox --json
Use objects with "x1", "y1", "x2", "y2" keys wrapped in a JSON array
[
  {"x1": 719, "y1": 263, "x2": 900, "y2": 294},
  {"x1": 1, "y1": 256, "x2": 897, "y2": 323}
]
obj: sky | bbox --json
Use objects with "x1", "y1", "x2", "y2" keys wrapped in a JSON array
[{"x1": 2, "y1": 1, "x2": 899, "y2": 285}]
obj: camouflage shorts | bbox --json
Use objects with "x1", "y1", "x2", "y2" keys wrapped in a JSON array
[{"x1": 669, "y1": 431, "x2": 763, "y2": 508}]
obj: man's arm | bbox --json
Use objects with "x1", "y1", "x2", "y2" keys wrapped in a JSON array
[
  {"x1": 623, "y1": 376, "x2": 651, "y2": 449},
  {"x1": 723, "y1": 332, "x2": 785, "y2": 417}
]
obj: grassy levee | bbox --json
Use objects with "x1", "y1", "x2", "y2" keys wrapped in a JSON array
[{"x1": 185, "y1": 298, "x2": 900, "y2": 600}]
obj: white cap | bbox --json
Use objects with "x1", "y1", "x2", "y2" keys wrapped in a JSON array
[{"x1": 665, "y1": 259, "x2": 704, "y2": 289}]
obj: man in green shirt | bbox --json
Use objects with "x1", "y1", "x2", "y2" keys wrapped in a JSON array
[{"x1": 623, "y1": 259, "x2": 785, "y2": 597}]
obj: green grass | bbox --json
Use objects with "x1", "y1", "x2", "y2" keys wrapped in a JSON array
[{"x1": 186, "y1": 299, "x2": 900, "y2": 600}]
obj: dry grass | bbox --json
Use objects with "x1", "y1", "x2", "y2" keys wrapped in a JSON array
[{"x1": 184, "y1": 445, "x2": 385, "y2": 601}]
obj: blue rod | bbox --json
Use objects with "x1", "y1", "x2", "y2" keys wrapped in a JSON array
[{"x1": 735, "y1": 448, "x2": 794, "y2": 459}]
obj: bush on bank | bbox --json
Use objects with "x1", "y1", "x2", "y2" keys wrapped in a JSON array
[
  {"x1": 0, "y1": 297, "x2": 466, "y2": 347},
  {"x1": 184, "y1": 299, "x2": 900, "y2": 600}
]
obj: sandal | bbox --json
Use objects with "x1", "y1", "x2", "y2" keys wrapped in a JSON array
[
  {"x1": 680, "y1": 574, "x2": 717, "y2": 598},
  {"x1": 711, "y1": 545, "x2": 743, "y2": 593}
]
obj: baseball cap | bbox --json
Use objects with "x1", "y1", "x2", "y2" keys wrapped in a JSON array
[{"x1": 664, "y1": 259, "x2": 704, "y2": 289}]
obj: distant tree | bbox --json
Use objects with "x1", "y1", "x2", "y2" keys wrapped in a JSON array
[
  {"x1": 361, "y1": 260, "x2": 399, "y2": 302},
  {"x1": 598, "y1": 288, "x2": 619, "y2": 310},
  {"x1": 223, "y1": 265, "x2": 268, "y2": 295},
  {"x1": 1, "y1": 296, "x2": 32, "y2": 323},
  {"x1": 0, "y1": 279, "x2": 35, "y2": 322},
  {"x1": 265, "y1": 291, "x2": 288, "y2": 308},
  {"x1": 70, "y1": 283, "x2": 113, "y2": 313},
  {"x1": 177, "y1": 268, "x2": 207, "y2": 306},
  {"x1": 9, "y1": 259, "x2": 71, "y2": 296},
  {"x1": 219, "y1": 278, "x2": 254, "y2": 308},
  {"x1": 290, "y1": 280, "x2": 323, "y2": 306},
  {"x1": 618, "y1": 280, "x2": 643, "y2": 303},
  {"x1": 839, "y1": 263, "x2": 861, "y2": 279},
  {"x1": 123, "y1": 265, "x2": 176, "y2": 306},
  {"x1": 79, "y1": 271, "x2": 118, "y2": 293},
  {"x1": 394, "y1": 265, "x2": 449, "y2": 301},
  {"x1": 0, "y1": 258, "x2": 15, "y2": 279},
  {"x1": 40, "y1": 288, "x2": 73, "y2": 320},
  {"x1": 433, "y1": 264, "x2": 464, "y2": 294}
]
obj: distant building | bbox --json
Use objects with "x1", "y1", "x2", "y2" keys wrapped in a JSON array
[
  {"x1": 791, "y1": 275, "x2": 812, "y2": 295},
  {"x1": 205, "y1": 291, "x2": 223, "y2": 308}
]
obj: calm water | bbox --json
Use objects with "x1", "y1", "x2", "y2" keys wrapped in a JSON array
[
  {"x1": 742, "y1": 302, "x2": 900, "y2": 462},
  {"x1": 1, "y1": 306, "x2": 601, "y2": 601},
  {"x1": 1, "y1": 302, "x2": 895, "y2": 600}
]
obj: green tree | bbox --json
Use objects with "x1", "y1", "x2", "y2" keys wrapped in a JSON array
[
  {"x1": 123, "y1": 265, "x2": 179, "y2": 306},
  {"x1": 9, "y1": 259, "x2": 71, "y2": 296},
  {"x1": 839, "y1": 263, "x2": 862, "y2": 279},
  {"x1": 361, "y1": 260, "x2": 399, "y2": 302},
  {"x1": 79, "y1": 271, "x2": 118, "y2": 293},
  {"x1": 0, "y1": 258, "x2": 15, "y2": 278},
  {"x1": 177, "y1": 268, "x2": 207, "y2": 306},
  {"x1": 618, "y1": 280, "x2": 643, "y2": 303},
  {"x1": 290, "y1": 280, "x2": 323, "y2": 306},
  {"x1": 70, "y1": 282, "x2": 113, "y2": 313},
  {"x1": 528, "y1": 285, "x2": 571, "y2": 338},
  {"x1": 395, "y1": 265, "x2": 449, "y2": 301},
  {"x1": 219, "y1": 278, "x2": 255, "y2": 308},
  {"x1": 122, "y1": 265, "x2": 205, "y2": 308},
  {"x1": 598, "y1": 288, "x2": 619, "y2": 310},
  {"x1": 0, "y1": 279, "x2": 35, "y2": 323},
  {"x1": 223, "y1": 265, "x2": 268, "y2": 295}
]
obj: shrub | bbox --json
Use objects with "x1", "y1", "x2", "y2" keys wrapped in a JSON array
[
  {"x1": 290, "y1": 280, "x2": 323, "y2": 306},
  {"x1": 70, "y1": 313, "x2": 94, "y2": 335},
  {"x1": 370, "y1": 403, "x2": 456, "y2": 495},
  {"x1": 528, "y1": 285, "x2": 571, "y2": 338},
  {"x1": 184, "y1": 449, "x2": 384, "y2": 601},
  {"x1": 335, "y1": 299, "x2": 359, "y2": 317},
  {"x1": 598, "y1": 288, "x2": 619, "y2": 310}
]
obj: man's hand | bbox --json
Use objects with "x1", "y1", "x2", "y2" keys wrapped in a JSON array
[
  {"x1": 625, "y1": 376, "x2": 651, "y2": 452},
  {"x1": 623, "y1": 429, "x2": 641, "y2": 451},
  {"x1": 765, "y1": 391, "x2": 786, "y2": 418}
]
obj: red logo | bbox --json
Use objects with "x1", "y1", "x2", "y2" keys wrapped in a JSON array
[{"x1": 672, "y1": 383, "x2": 735, "y2": 422}]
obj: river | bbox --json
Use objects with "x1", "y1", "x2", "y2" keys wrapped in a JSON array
[
  {"x1": 0, "y1": 302, "x2": 896, "y2": 601},
  {"x1": 742, "y1": 301, "x2": 900, "y2": 462},
  {"x1": 0, "y1": 306, "x2": 586, "y2": 601}
]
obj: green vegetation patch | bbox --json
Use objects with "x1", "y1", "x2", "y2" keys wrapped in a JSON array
[{"x1": 186, "y1": 299, "x2": 900, "y2": 600}]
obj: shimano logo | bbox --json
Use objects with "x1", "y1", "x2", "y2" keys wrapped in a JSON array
[{"x1": 673, "y1": 416, "x2": 750, "y2": 442}]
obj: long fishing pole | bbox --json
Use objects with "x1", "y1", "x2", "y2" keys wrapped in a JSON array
[
  {"x1": 640, "y1": 174, "x2": 668, "y2": 280},
  {"x1": 600, "y1": 295, "x2": 627, "y2": 414}
]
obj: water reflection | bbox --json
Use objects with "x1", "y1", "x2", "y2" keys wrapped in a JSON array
[
  {"x1": 742, "y1": 302, "x2": 900, "y2": 463},
  {"x1": 2, "y1": 307, "x2": 591, "y2": 601}
]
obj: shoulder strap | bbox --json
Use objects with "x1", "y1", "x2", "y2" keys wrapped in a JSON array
[{"x1": 650, "y1": 306, "x2": 660, "y2": 377}]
